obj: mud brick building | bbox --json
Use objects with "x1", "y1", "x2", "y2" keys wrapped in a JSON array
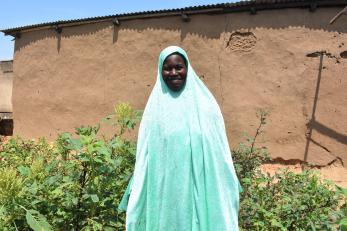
[{"x1": 1, "y1": 0, "x2": 347, "y2": 171}]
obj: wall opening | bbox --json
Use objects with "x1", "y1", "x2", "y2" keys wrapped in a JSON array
[
  {"x1": 0, "y1": 113, "x2": 13, "y2": 136},
  {"x1": 0, "y1": 119, "x2": 13, "y2": 136}
]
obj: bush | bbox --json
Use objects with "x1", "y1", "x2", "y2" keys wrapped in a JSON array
[
  {"x1": 232, "y1": 109, "x2": 345, "y2": 231},
  {"x1": 0, "y1": 103, "x2": 141, "y2": 230},
  {"x1": 0, "y1": 104, "x2": 345, "y2": 230},
  {"x1": 337, "y1": 186, "x2": 347, "y2": 231},
  {"x1": 238, "y1": 170, "x2": 341, "y2": 230}
]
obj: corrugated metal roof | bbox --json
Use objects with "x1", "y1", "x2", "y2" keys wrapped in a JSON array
[{"x1": 1, "y1": 0, "x2": 347, "y2": 35}]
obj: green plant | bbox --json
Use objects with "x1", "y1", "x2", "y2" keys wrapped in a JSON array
[
  {"x1": 0, "y1": 103, "x2": 141, "y2": 230},
  {"x1": 336, "y1": 186, "x2": 347, "y2": 231},
  {"x1": 238, "y1": 170, "x2": 341, "y2": 230},
  {"x1": 0, "y1": 104, "x2": 344, "y2": 231},
  {"x1": 103, "y1": 102, "x2": 143, "y2": 136},
  {"x1": 232, "y1": 109, "x2": 271, "y2": 183},
  {"x1": 232, "y1": 109, "x2": 343, "y2": 231}
]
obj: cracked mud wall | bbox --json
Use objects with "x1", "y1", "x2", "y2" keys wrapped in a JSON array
[{"x1": 12, "y1": 7, "x2": 347, "y2": 169}]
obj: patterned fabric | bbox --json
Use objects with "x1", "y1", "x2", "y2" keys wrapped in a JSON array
[{"x1": 119, "y1": 46, "x2": 240, "y2": 231}]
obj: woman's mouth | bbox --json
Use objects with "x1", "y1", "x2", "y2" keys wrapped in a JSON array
[{"x1": 170, "y1": 79, "x2": 182, "y2": 86}]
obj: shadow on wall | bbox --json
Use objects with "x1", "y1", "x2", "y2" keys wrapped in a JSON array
[
  {"x1": 10, "y1": 7, "x2": 347, "y2": 161},
  {"x1": 304, "y1": 51, "x2": 347, "y2": 166},
  {"x1": 13, "y1": 7, "x2": 347, "y2": 53}
]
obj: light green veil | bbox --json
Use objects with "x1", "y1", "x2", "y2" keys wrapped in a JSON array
[{"x1": 119, "y1": 46, "x2": 240, "y2": 231}]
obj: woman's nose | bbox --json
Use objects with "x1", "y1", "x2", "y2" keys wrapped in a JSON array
[{"x1": 170, "y1": 68, "x2": 178, "y2": 75}]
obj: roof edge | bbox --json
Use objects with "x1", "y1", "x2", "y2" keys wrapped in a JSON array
[{"x1": 1, "y1": 0, "x2": 347, "y2": 35}]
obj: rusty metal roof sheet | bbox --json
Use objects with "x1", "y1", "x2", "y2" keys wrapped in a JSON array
[{"x1": 1, "y1": 0, "x2": 347, "y2": 35}]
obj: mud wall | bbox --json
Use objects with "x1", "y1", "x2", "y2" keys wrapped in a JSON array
[
  {"x1": 13, "y1": 8, "x2": 347, "y2": 166},
  {"x1": 0, "y1": 60, "x2": 13, "y2": 112}
]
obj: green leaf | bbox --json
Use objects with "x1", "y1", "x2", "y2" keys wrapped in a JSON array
[
  {"x1": 72, "y1": 197, "x2": 78, "y2": 205},
  {"x1": 91, "y1": 194, "x2": 99, "y2": 203},
  {"x1": 242, "y1": 178, "x2": 251, "y2": 184},
  {"x1": 336, "y1": 186, "x2": 347, "y2": 196},
  {"x1": 28, "y1": 181, "x2": 38, "y2": 195},
  {"x1": 17, "y1": 165, "x2": 30, "y2": 177},
  {"x1": 340, "y1": 218, "x2": 347, "y2": 231},
  {"x1": 46, "y1": 175, "x2": 60, "y2": 186},
  {"x1": 51, "y1": 187, "x2": 63, "y2": 197},
  {"x1": 271, "y1": 219, "x2": 285, "y2": 230},
  {"x1": 309, "y1": 220, "x2": 316, "y2": 231},
  {"x1": 0, "y1": 206, "x2": 6, "y2": 217},
  {"x1": 26, "y1": 210, "x2": 53, "y2": 231},
  {"x1": 79, "y1": 156, "x2": 90, "y2": 162},
  {"x1": 69, "y1": 138, "x2": 83, "y2": 150}
]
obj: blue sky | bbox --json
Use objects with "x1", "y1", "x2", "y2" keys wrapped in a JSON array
[{"x1": 0, "y1": 0, "x2": 236, "y2": 60}]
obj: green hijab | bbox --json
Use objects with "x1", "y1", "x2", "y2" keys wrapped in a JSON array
[{"x1": 119, "y1": 46, "x2": 240, "y2": 231}]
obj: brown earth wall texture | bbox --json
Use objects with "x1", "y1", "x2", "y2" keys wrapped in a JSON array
[
  {"x1": 13, "y1": 8, "x2": 347, "y2": 167},
  {"x1": 0, "y1": 61, "x2": 13, "y2": 112}
]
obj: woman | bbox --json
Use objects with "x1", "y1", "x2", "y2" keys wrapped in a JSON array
[{"x1": 119, "y1": 46, "x2": 240, "y2": 231}]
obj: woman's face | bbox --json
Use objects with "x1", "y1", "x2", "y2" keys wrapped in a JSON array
[{"x1": 162, "y1": 53, "x2": 187, "y2": 92}]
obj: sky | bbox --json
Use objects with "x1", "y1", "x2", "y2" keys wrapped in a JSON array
[{"x1": 0, "y1": 0, "x2": 237, "y2": 60}]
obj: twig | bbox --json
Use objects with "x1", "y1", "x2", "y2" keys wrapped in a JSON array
[
  {"x1": 250, "y1": 112, "x2": 266, "y2": 152},
  {"x1": 329, "y1": 6, "x2": 347, "y2": 24},
  {"x1": 74, "y1": 163, "x2": 88, "y2": 230}
]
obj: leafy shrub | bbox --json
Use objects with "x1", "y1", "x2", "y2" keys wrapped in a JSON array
[
  {"x1": 238, "y1": 170, "x2": 341, "y2": 230},
  {"x1": 0, "y1": 103, "x2": 141, "y2": 230},
  {"x1": 337, "y1": 186, "x2": 347, "y2": 231},
  {"x1": 232, "y1": 109, "x2": 345, "y2": 231},
  {"x1": 0, "y1": 104, "x2": 345, "y2": 230}
]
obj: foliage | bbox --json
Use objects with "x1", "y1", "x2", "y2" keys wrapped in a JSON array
[
  {"x1": 0, "y1": 104, "x2": 345, "y2": 230},
  {"x1": 0, "y1": 103, "x2": 141, "y2": 230},
  {"x1": 238, "y1": 170, "x2": 341, "y2": 230},
  {"x1": 337, "y1": 186, "x2": 347, "y2": 231},
  {"x1": 232, "y1": 109, "x2": 345, "y2": 231},
  {"x1": 103, "y1": 102, "x2": 143, "y2": 136}
]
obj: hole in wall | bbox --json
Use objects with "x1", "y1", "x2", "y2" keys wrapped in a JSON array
[
  {"x1": 0, "y1": 119, "x2": 13, "y2": 136},
  {"x1": 340, "y1": 51, "x2": 347, "y2": 59},
  {"x1": 225, "y1": 31, "x2": 257, "y2": 52}
]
